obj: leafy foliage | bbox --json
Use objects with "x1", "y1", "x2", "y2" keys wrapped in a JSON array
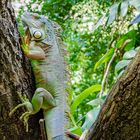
[{"x1": 71, "y1": 84, "x2": 101, "y2": 114}]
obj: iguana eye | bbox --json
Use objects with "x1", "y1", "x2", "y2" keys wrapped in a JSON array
[{"x1": 33, "y1": 31, "x2": 42, "y2": 39}]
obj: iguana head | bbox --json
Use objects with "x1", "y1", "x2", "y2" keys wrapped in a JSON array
[
  {"x1": 22, "y1": 12, "x2": 48, "y2": 43},
  {"x1": 22, "y1": 12, "x2": 62, "y2": 46}
]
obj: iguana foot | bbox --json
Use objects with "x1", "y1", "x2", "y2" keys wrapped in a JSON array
[
  {"x1": 20, "y1": 112, "x2": 30, "y2": 132},
  {"x1": 9, "y1": 93, "x2": 34, "y2": 132},
  {"x1": 9, "y1": 102, "x2": 29, "y2": 117}
]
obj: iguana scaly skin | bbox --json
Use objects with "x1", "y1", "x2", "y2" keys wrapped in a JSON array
[{"x1": 10, "y1": 12, "x2": 69, "y2": 140}]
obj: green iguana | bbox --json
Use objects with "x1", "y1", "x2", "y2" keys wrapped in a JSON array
[{"x1": 9, "y1": 12, "x2": 70, "y2": 140}]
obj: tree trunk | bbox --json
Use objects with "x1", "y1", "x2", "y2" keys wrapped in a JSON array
[
  {"x1": 82, "y1": 51, "x2": 140, "y2": 139},
  {"x1": 0, "y1": 1, "x2": 42, "y2": 139}
]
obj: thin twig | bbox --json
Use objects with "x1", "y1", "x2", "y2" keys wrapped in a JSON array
[
  {"x1": 99, "y1": 49, "x2": 117, "y2": 98},
  {"x1": 99, "y1": 39, "x2": 131, "y2": 98}
]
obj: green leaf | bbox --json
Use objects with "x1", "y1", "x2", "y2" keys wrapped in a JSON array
[
  {"x1": 115, "y1": 60, "x2": 131, "y2": 73},
  {"x1": 94, "y1": 48, "x2": 115, "y2": 71},
  {"x1": 68, "y1": 127, "x2": 82, "y2": 135},
  {"x1": 116, "y1": 30, "x2": 136, "y2": 50},
  {"x1": 71, "y1": 85, "x2": 101, "y2": 114},
  {"x1": 116, "y1": 36, "x2": 128, "y2": 48},
  {"x1": 123, "y1": 50, "x2": 136, "y2": 59},
  {"x1": 82, "y1": 107, "x2": 100, "y2": 130},
  {"x1": 125, "y1": 41, "x2": 135, "y2": 51},
  {"x1": 120, "y1": 1, "x2": 128, "y2": 17},
  {"x1": 87, "y1": 98, "x2": 104, "y2": 107},
  {"x1": 107, "y1": 3, "x2": 119, "y2": 26},
  {"x1": 124, "y1": 30, "x2": 136, "y2": 51}
]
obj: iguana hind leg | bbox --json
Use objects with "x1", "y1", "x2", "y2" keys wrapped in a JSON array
[{"x1": 9, "y1": 88, "x2": 56, "y2": 131}]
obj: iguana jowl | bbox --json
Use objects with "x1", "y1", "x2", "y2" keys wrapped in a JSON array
[{"x1": 10, "y1": 12, "x2": 69, "y2": 140}]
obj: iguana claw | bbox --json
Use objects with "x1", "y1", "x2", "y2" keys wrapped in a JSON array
[
  {"x1": 9, "y1": 93, "x2": 33, "y2": 132},
  {"x1": 9, "y1": 103, "x2": 31, "y2": 132},
  {"x1": 9, "y1": 102, "x2": 29, "y2": 117}
]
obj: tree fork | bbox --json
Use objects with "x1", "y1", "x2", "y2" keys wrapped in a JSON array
[{"x1": 82, "y1": 50, "x2": 140, "y2": 140}]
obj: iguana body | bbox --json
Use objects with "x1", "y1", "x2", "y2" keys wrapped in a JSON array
[{"x1": 10, "y1": 12, "x2": 69, "y2": 140}]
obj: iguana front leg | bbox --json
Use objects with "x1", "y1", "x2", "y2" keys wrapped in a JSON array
[
  {"x1": 22, "y1": 38, "x2": 46, "y2": 60},
  {"x1": 9, "y1": 88, "x2": 56, "y2": 131}
]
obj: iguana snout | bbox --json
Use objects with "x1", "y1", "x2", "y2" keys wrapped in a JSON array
[{"x1": 22, "y1": 12, "x2": 45, "y2": 29}]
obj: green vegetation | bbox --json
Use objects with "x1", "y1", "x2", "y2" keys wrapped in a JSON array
[{"x1": 17, "y1": 0, "x2": 140, "y2": 135}]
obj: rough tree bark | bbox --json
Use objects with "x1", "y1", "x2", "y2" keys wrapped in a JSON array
[
  {"x1": 0, "y1": 1, "x2": 42, "y2": 139},
  {"x1": 82, "y1": 51, "x2": 140, "y2": 139}
]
